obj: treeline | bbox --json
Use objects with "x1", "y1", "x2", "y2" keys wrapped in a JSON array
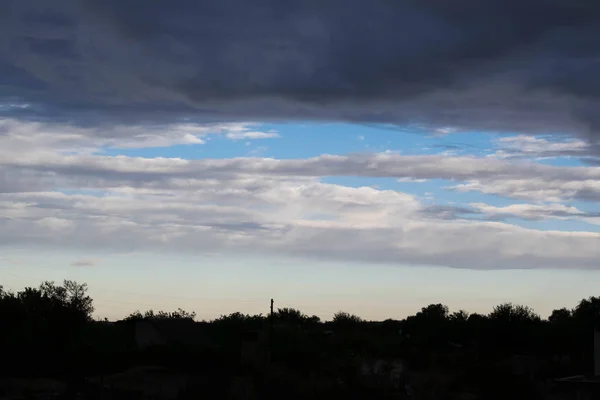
[
  {"x1": 0, "y1": 281, "x2": 94, "y2": 378},
  {"x1": 1, "y1": 280, "x2": 600, "y2": 379}
]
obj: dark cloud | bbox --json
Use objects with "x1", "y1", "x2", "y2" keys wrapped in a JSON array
[
  {"x1": 581, "y1": 157, "x2": 600, "y2": 166},
  {"x1": 1, "y1": 0, "x2": 600, "y2": 139},
  {"x1": 418, "y1": 205, "x2": 480, "y2": 220},
  {"x1": 421, "y1": 203, "x2": 600, "y2": 222}
]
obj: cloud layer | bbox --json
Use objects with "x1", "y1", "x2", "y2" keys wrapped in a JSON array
[
  {"x1": 1, "y1": 119, "x2": 599, "y2": 271},
  {"x1": 2, "y1": 179, "x2": 600, "y2": 271},
  {"x1": 3, "y1": 135, "x2": 600, "y2": 203},
  {"x1": 2, "y1": 0, "x2": 600, "y2": 141}
]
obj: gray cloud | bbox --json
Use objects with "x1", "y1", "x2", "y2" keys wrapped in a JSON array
[
  {"x1": 1, "y1": 186, "x2": 600, "y2": 271},
  {"x1": 71, "y1": 258, "x2": 97, "y2": 267},
  {"x1": 1, "y1": 0, "x2": 600, "y2": 141},
  {"x1": 2, "y1": 148, "x2": 600, "y2": 202},
  {"x1": 420, "y1": 203, "x2": 600, "y2": 224},
  {"x1": 487, "y1": 135, "x2": 600, "y2": 162},
  {"x1": 0, "y1": 118, "x2": 276, "y2": 152},
  {"x1": 418, "y1": 205, "x2": 480, "y2": 221}
]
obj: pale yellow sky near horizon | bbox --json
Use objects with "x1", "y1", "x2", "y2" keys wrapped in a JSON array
[{"x1": 1, "y1": 249, "x2": 598, "y2": 321}]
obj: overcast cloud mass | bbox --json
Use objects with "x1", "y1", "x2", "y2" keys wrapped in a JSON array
[
  {"x1": 0, "y1": 0, "x2": 600, "y2": 138},
  {"x1": 1, "y1": 1, "x2": 600, "y2": 273}
]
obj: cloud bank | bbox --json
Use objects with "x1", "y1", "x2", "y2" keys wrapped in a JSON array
[
  {"x1": 1, "y1": 0, "x2": 600, "y2": 142},
  {"x1": 3, "y1": 130, "x2": 600, "y2": 203}
]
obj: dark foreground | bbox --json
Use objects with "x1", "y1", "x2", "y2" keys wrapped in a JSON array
[{"x1": 2, "y1": 280, "x2": 600, "y2": 399}]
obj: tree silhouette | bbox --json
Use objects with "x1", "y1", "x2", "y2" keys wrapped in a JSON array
[
  {"x1": 11, "y1": 280, "x2": 94, "y2": 325},
  {"x1": 273, "y1": 307, "x2": 321, "y2": 327},
  {"x1": 0, "y1": 280, "x2": 94, "y2": 377},
  {"x1": 573, "y1": 296, "x2": 600, "y2": 328},
  {"x1": 489, "y1": 303, "x2": 540, "y2": 323},
  {"x1": 404, "y1": 304, "x2": 452, "y2": 349},
  {"x1": 332, "y1": 311, "x2": 363, "y2": 328},
  {"x1": 124, "y1": 308, "x2": 196, "y2": 321},
  {"x1": 488, "y1": 303, "x2": 542, "y2": 354},
  {"x1": 450, "y1": 310, "x2": 470, "y2": 323},
  {"x1": 417, "y1": 303, "x2": 450, "y2": 320},
  {"x1": 275, "y1": 307, "x2": 307, "y2": 324},
  {"x1": 549, "y1": 308, "x2": 572, "y2": 324}
]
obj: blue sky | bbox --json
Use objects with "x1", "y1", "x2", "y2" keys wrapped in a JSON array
[
  {"x1": 1, "y1": 118, "x2": 600, "y2": 321},
  {"x1": 100, "y1": 123, "x2": 500, "y2": 160}
]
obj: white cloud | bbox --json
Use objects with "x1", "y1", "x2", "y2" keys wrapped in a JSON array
[
  {"x1": 0, "y1": 118, "x2": 211, "y2": 153},
  {"x1": 450, "y1": 179, "x2": 600, "y2": 203},
  {"x1": 0, "y1": 119, "x2": 279, "y2": 156},
  {"x1": 498, "y1": 135, "x2": 588, "y2": 152},
  {"x1": 397, "y1": 178, "x2": 428, "y2": 183},
  {"x1": 226, "y1": 129, "x2": 280, "y2": 140},
  {"x1": 431, "y1": 127, "x2": 458, "y2": 136},
  {"x1": 490, "y1": 135, "x2": 589, "y2": 159}
]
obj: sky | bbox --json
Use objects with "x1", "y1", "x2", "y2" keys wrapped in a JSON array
[{"x1": 1, "y1": 0, "x2": 600, "y2": 321}]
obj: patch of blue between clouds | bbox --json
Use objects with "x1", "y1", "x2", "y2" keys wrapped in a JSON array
[
  {"x1": 571, "y1": 201, "x2": 600, "y2": 213},
  {"x1": 97, "y1": 122, "x2": 502, "y2": 160},
  {"x1": 259, "y1": 123, "x2": 501, "y2": 158},
  {"x1": 96, "y1": 122, "x2": 587, "y2": 169}
]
